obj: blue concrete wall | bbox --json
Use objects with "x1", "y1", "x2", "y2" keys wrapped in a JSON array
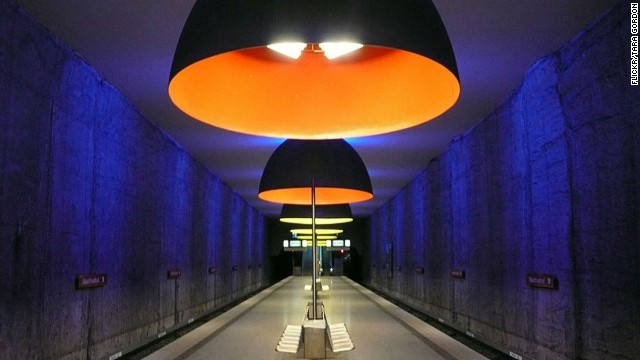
[
  {"x1": 366, "y1": 3, "x2": 639, "y2": 360},
  {"x1": 0, "y1": 3, "x2": 268, "y2": 359}
]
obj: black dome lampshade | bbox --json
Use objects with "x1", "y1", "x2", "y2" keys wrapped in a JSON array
[
  {"x1": 169, "y1": 0, "x2": 460, "y2": 139},
  {"x1": 259, "y1": 139, "x2": 373, "y2": 205},
  {"x1": 280, "y1": 204, "x2": 354, "y2": 225}
]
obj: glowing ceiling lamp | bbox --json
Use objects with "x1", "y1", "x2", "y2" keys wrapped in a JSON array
[
  {"x1": 259, "y1": 139, "x2": 372, "y2": 205},
  {"x1": 290, "y1": 229, "x2": 343, "y2": 235},
  {"x1": 169, "y1": 0, "x2": 459, "y2": 139},
  {"x1": 318, "y1": 42, "x2": 364, "y2": 60},
  {"x1": 280, "y1": 204, "x2": 353, "y2": 225},
  {"x1": 296, "y1": 235, "x2": 337, "y2": 240},
  {"x1": 267, "y1": 42, "x2": 307, "y2": 59}
]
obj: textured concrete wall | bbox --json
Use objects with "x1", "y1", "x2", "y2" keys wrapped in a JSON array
[
  {"x1": 0, "y1": 3, "x2": 268, "y2": 360},
  {"x1": 366, "y1": 2, "x2": 639, "y2": 360}
]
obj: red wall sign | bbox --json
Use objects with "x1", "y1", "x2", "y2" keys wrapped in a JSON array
[
  {"x1": 451, "y1": 269, "x2": 466, "y2": 279},
  {"x1": 526, "y1": 274, "x2": 557, "y2": 289},
  {"x1": 167, "y1": 269, "x2": 181, "y2": 279},
  {"x1": 76, "y1": 273, "x2": 107, "y2": 289}
]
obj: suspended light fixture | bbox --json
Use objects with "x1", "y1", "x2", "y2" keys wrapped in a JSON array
[
  {"x1": 290, "y1": 229, "x2": 344, "y2": 235},
  {"x1": 296, "y1": 235, "x2": 338, "y2": 240},
  {"x1": 280, "y1": 204, "x2": 353, "y2": 225},
  {"x1": 259, "y1": 139, "x2": 372, "y2": 205},
  {"x1": 169, "y1": 0, "x2": 460, "y2": 139}
]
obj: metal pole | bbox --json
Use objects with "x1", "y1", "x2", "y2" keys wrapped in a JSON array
[{"x1": 311, "y1": 178, "x2": 317, "y2": 319}]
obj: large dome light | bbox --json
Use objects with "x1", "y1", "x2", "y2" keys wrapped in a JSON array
[{"x1": 169, "y1": 0, "x2": 459, "y2": 139}]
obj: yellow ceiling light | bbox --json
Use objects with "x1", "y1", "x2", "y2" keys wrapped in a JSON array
[
  {"x1": 281, "y1": 217, "x2": 353, "y2": 225},
  {"x1": 296, "y1": 235, "x2": 338, "y2": 240},
  {"x1": 280, "y1": 204, "x2": 353, "y2": 225},
  {"x1": 290, "y1": 229, "x2": 343, "y2": 235}
]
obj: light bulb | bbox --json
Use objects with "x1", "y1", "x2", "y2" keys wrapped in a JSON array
[
  {"x1": 267, "y1": 42, "x2": 307, "y2": 59},
  {"x1": 319, "y1": 42, "x2": 363, "y2": 59}
]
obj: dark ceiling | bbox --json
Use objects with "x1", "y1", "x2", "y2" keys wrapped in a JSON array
[{"x1": 15, "y1": 0, "x2": 617, "y2": 217}]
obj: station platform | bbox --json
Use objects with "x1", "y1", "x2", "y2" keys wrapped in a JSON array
[{"x1": 143, "y1": 276, "x2": 488, "y2": 360}]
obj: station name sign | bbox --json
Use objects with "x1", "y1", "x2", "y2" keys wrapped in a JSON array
[
  {"x1": 451, "y1": 269, "x2": 466, "y2": 279},
  {"x1": 167, "y1": 269, "x2": 182, "y2": 279},
  {"x1": 76, "y1": 273, "x2": 107, "y2": 289},
  {"x1": 526, "y1": 273, "x2": 557, "y2": 289}
]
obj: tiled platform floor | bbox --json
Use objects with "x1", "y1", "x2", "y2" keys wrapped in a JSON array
[{"x1": 143, "y1": 276, "x2": 488, "y2": 360}]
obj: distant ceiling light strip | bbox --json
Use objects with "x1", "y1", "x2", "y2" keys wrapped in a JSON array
[
  {"x1": 280, "y1": 217, "x2": 353, "y2": 225},
  {"x1": 290, "y1": 229, "x2": 343, "y2": 235},
  {"x1": 296, "y1": 235, "x2": 337, "y2": 240}
]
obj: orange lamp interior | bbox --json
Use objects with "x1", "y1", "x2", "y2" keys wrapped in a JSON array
[
  {"x1": 258, "y1": 187, "x2": 373, "y2": 205},
  {"x1": 169, "y1": 46, "x2": 460, "y2": 139}
]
